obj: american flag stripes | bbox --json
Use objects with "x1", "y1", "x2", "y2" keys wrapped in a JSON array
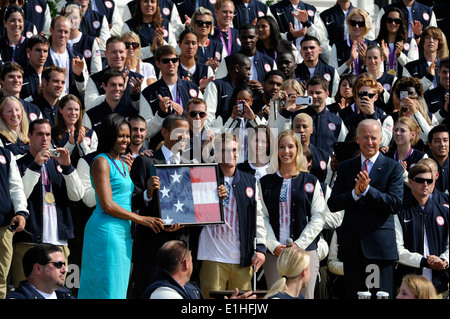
[{"x1": 155, "y1": 164, "x2": 224, "y2": 226}]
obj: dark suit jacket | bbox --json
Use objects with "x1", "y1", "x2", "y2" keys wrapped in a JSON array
[
  {"x1": 327, "y1": 153, "x2": 404, "y2": 261},
  {"x1": 130, "y1": 148, "x2": 192, "y2": 264}
]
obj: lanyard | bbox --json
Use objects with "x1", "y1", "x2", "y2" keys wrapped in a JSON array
[
  {"x1": 41, "y1": 164, "x2": 51, "y2": 192},
  {"x1": 394, "y1": 148, "x2": 413, "y2": 162},
  {"x1": 263, "y1": 48, "x2": 277, "y2": 61},
  {"x1": 216, "y1": 26, "x2": 232, "y2": 56}
]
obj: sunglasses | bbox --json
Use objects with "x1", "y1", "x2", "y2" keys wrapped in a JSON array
[
  {"x1": 349, "y1": 20, "x2": 365, "y2": 28},
  {"x1": 180, "y1": 240, "x2": 189, "y2": 264},
  {"x1": 160, "y1": 57, "x2": 179, "y2": 64},
  {"x1": 195, "y1": 20, "x2": 212, "y2": 27},
  {"x1": 46, "y1": 261, "x2": 66, "y2": 269},
  {"x1": 125, "y1": 42, "x2": 139, "y2": 49},
  {"x1": 358, "y1": 91, "x2": 376, "y2": 99},
  {"x1": 189, "y1": 111, "x2": 206, "y2": 118},
  {"x1": 386, "y1": 17, "x2": 402, "y2": 25},
  {"x1": 411, "y1": 177, "x2": 433, "y2": 184}
]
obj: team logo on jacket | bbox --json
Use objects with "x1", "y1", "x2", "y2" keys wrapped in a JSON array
[
  {"x1": 258, "y1": 11, "x2": 265, "y2": 17},
  {"x1": 57, "y1": 165, "x2": 63, "y2": 173},
  {"x1": 423, "y1": 13, "x2": 430, "y2": 21},
  {"x1": 304, "y1": 183, "x2": 314, "y2": 193},
  {"x1": 84, "y1": 137, "x2": 92, "y2": 146},
  {"x1": 93, "y1": 20, "x2": 101, "y2": 29},
  {"x1": 436, "y1": 216, "x2": 445, "y2": 226},
  {"x1": 29, "y1": 113, "x2": 38, "y2": 121},
  {"x1": 162, "y1": 7, "x2": 170, "y2": 16},
  {"x1": 105, "y1": 1, "x2": 113, "y2": 9},
  {"x1": 383, "y1": 83, "x2": 391, "y2": 91},
  {"x1": 246, "y1": 187, "x2": 254, "y2": 198},
  {"x1": 328, "y1": 123, "x2": 336, "y2": 131},
  {"x1": 34, "y1": 5, "x2": 43, "y2": 13},
  {"x1": 323, "y1": 73, "x2": 331, "y2": 82},
  {"x1": 320, "y1": 160, "x2": 327, "y2": 170},
  {"x1": 264, "y1": 63, "x2": 271, "y2": 72},
  {"x1": 403, "y1": 43, "x2": 410, "y2": 51},
  {"x1": 84, "y1": 49, "x2": 92, "y2": 58},
  {"x1": 0, "y1": 155, "x2": 6, "y2": 165},
  {"x1": 307, "y1": 10, "x2": 315, "y2": 17},
  {"x1": 26, "y1": 31, "x2": 33, "y2": 38},
  {"x1": 215, "y1": 51, "x2": 221, "y2": 60},
  {"x1": 189, "y1": 89, "x2": 198, "y2": 98}
]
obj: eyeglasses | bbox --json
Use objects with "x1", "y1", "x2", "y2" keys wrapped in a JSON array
[
  {"x1": 411, "y1": 177, "x2": 433, "y2": 184},
  {"x1": 386, "y1": 17, "x2": 402, "y2": 25},
  {"x1": 180, "y1": 240, "x2": 189, "y2": 264},
  {"x1": 125, "y1": 42, "x2": 139, "y2": 49},
  {"x1": 195, "y1": 20, "x2": 212, "y2": 27},
  {"x1": 349, "y1": 20, "x2": 365, "y2": 28},
  {"x1": 160, "y1": 57, "x2": 179, "y2": 64},
  {"x1": 189, "y1": 111, "x2": 206, "y2": 118},
  {"x1": 358, "y1": 91, "x2": 376, "y2": 99},
  {"x1": 46, "y1": 261, "x2": 66, "y2": 269}
]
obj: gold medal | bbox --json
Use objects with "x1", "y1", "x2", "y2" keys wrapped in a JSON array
[
  {"x1": 387, "y1": 69, "x2": 397, "y2": 76},
  {"x1": 45, "y1": 192, "x2": 55, "y2": 204}
]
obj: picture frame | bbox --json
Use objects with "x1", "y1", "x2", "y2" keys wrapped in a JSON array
[{"x1": 154, "y1": 163, "x2": 224, "y2": 226}]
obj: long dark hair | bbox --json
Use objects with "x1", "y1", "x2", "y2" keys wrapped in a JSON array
[
  {"x1": 97, "y1": 113, "x2": 131, "y2": 154},
  {"x1": 255, "y1": 15, "x2": 283, "y2": 54},
  {"x1": 133, "y1": 0, "x2": 162, "y2": 30},
  {"x1": 375, "y1": 7, "x2": 408, "y2": 44}
]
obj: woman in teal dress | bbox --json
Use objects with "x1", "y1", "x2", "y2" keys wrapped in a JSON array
[{"x1": 78, "y1": 114, "x2": 164, "y2": 299}]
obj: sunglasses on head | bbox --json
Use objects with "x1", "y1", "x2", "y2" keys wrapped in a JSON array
[
  {"x1": 411, "y1": 177, "x2": 433, "y2": 184},
  {"x1": 125, "y1": 42, "x2": 139, "y2": 49},
  {"x1": 179, "y1": 240, "x2": 189, "y2": 264},
  {"x1": 195, "y1": 20, "x2": 212, "y2": 27},
  {"x1": 160, "y1": 57, "x2": 179, "y2": 64},
  {"x1": 386, "y1": 17, "x2": 402, "y2": 25},
  {"x1": 349, "y1": 20, "x2": 365, "y2": 28},
  {"x1": 358, "y1": 91, "x2": 376, "y2": 99},
  {"x1": 189, "y1": 111, "x2": 206, "y2": 118},
  {"x1": 46, "y1": 261, "x2": 66, "y2": 269}
]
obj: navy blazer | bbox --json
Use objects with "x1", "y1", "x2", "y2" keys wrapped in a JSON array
[
  {"x1": 328, "y1": 153, "x2": 404, "y2": 260},
  {"x1": 270, "y1": 0, "x2": 317, "y2": 40},
  {"x1": 396, "y1": 193, "x2": 449, "y2": 293},
  {"x1": 218, "y1": 168, "x2": 267, "y2": 267},
  {"x1": 130, "y1": 149, "x2": 191, "y2": 265}
]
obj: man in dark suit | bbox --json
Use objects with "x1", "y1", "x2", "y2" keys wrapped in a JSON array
[
  {"x1": 129, "y1": 114, "x2": 192, "y2": 299},
  {"x1": 328, "y1": 118, "x2": 404, "y2": 299}
]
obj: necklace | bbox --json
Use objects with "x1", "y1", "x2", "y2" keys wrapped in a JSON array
[{"x1": 106, "y1": 153, "x2": 127, "y2": 178}]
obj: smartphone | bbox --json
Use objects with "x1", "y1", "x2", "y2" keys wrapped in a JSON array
[
  {"x1": 400, "y1": 91, "x2": 408, "y2": 106},
  {"x1": 48, "y1": 149, "x2": 60, "y2": 157},
  {"x1": 295, "y1": 96, "x2": 313, "y2": 105},
  {"x1": 400, "y1": 91, "x2": 408, "y2": 100},
  {"x1": 7, "y1": 223, "x2": 18, "y2": 232},
  {"x1": 237, "y1": 100, "x2": 245, "y2": 113}
]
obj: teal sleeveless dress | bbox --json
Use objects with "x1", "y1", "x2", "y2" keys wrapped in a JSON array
[{"x1": 78, "y1": 153, "x2": 134, "y2": 299}]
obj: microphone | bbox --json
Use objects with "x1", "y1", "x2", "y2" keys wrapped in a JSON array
[{"x1": 286, "y1": 238, "x2": 293, "y2": 247}]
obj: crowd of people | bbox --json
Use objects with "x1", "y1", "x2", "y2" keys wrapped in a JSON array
[{"x1": 0, "y1": 0, "x2": 448, "y2": 301}]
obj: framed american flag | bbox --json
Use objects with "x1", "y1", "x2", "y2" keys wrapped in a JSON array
[{"x1": 154, "y1": 163, "x2": 224, "y2": 226}]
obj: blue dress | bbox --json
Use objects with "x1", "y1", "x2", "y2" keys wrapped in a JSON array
[{"x1": 78, "y1": 153, "x2": 134, "y2": 299}]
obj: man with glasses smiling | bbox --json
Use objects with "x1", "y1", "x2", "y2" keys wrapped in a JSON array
[
  {"x1": 140, "y1": 45, "x2": 202, "y2": 151},
  {"x1": 394, "y1": 163, "x2": 449, "y2": 298},
  {"x1": 7, "y1": 243, "x2": 74, "y2": 299}
]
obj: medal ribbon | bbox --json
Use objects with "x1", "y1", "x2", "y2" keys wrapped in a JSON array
[{"x1": 216, "y1": 26, "x2": 232, "y2": 56}]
